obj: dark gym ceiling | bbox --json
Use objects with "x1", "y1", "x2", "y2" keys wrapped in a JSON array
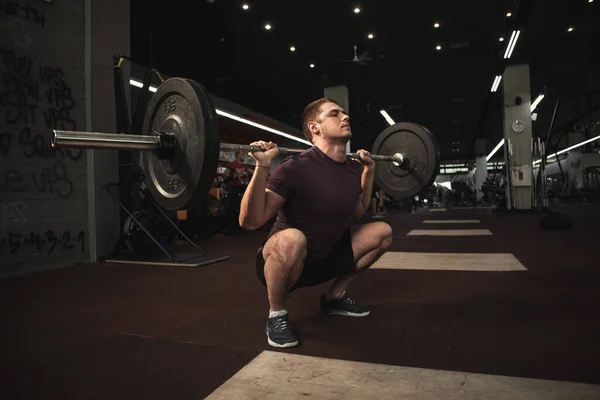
[{"x1": 131, "y1": 0, "x2": 600, "y2": 162}]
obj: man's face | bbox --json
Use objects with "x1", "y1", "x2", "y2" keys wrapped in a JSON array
[{"x1": 310, "y1": 102, "x2": 352, "y2": 143}]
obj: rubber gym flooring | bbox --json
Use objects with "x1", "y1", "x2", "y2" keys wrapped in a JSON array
[{"x1": 2, "y1": 204, "x2": 600, "y2": 399}]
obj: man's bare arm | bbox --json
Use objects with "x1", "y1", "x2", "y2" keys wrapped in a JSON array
[
  {"x1": 352, "y1": 166, "x2": 375, "y2": 219},
  {"x1": 239, "y1": 168, "x2": 285, "y2": 230}
]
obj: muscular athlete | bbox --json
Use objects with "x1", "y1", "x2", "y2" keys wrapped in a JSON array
[{"x1": 239, "y1": 98, "x2": 393, "y2": 348}]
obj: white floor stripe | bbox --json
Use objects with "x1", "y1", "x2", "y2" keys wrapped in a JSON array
[
  {"x1": 407, "y1": 229, "x2": 492, "y2": 236},
  {"x1": 206, "y1": 351, "x2": 600, "y2": 399},
  {"x1": 429, "y1": 208, "x2": 446, "y2": 212},
  {"x1": 422, "y1": 219, "x2": 480, "y2": 224},
  {"x1": 371, "y1": 252, "x2": 527, "y2": 271}
]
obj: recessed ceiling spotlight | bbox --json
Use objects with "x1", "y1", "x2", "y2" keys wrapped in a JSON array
[
  {"x1": 264, "y1": 23, "x2": 272, "y2": 30},
  {"x1": 310, "y1": 63, "x2": 315, "y2": 68},
  {"x1": 434, "y1": 22, "x2": 440, "y2": 28},
  {"x1": 499, "y1": 37, "x2": 504, "y2": 42},
  {"x1": 506, "y1": 12, "x2": 512, "y2": 17},
  {"x1": 354, "y1": 7, "x2": 361, "y2": 14},
  {"x1": 436, "y1": 45, "x2": 442, "y2": 51},
  {"x1": 367, "y1": 33, "x2": 374, "y2": 39},
  {"x1": 567, "y1": 26, "x2": 574, "y2": 32},
  {"x1": 242, "y1": 3, "x2": 249, "y2": 10},
  {"x1": 290, "y1": 46, "x2": 296, "y2": 52}
]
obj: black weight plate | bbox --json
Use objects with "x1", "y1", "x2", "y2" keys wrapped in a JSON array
[
  {"x1": 372, "y1": 122, "x2": 440, "y2": 198},
  {"x1": 141, "y1": 78, "x2": 220, "y2": 210}
]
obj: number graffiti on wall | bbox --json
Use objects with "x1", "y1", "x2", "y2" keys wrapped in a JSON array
[{"x1": 0, "y1": 230, "x2": 85, "y2": 255}]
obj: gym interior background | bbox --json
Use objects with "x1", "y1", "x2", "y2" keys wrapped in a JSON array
[{"x1": 2, "y1": 0, "x2": 600, "y2": 398}]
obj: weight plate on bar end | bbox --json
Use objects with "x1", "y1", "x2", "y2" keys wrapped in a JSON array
[
  {"x1": 141, "y1": 78, "x2": 220, "y2": 210},
  {"x1": 372, "y1": 122, "x2": 440, "y2": 198}
]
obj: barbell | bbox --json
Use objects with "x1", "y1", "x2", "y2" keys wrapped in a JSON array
[
  {"x1": 52, "y1": 132, "x2": 405, "y2": 164},
  {"x1": 51, "y1": 77, "x2": 440, "y2": 211}
]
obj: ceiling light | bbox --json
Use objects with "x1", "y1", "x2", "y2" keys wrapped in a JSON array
[
  {"x1": 367, "y1": 33, "x2": 374, "y2": 39},
  {"x1": 506, "y1": 12, "x2": 512, "y2": 17},
  {"x1": 436, "y1": 45, "x2": 442, "y2": 51},
  {"x1": 491, "y1": 75, "x2": 502, "y2": 92},
  {"x1": 216, "y1": 109, "x2": 312, "y2": 147},
  {"x1": 130, "y1": 78, "x2": 157, "y2": 92},
  {"x1": 264, "y1": 23, "x2": 272, "y2": 30},
  {"x1": 354, "y1": 7, "x2": 361, "y2": 13},
  {"x1": 589, "y1": 0, "x2": 594, "y2": 3},
  {"x1": 242, "y1": 3, "x2": 249, "y2": 10},
  {"x1": 531, "y1": 94, "x2": 545, "y2": 112},
  {"x1": 290, "y1": 46, "x2": 296, "y2": 52},
  {"x1": 503, "y1": 30, "x2": 520, "y2": 59},
  {"x1": 567, "y1": 27, "x2": 574, "y2": 32},
  {"x1": 310, "y1": 63, "x2": 315, "y2": 68},
  {"x1": 533, "y1": 134, "x2": 600, "y2": 165},
  {"x1": 434, "y1": 22, "x2": 440, "y2": 28},
  {"x1": 380, "y1": 110, "x2": 395, "y2": 126},
  {"x1": 486, "y1": 139, "x2": 505, "y2": 161},
  {"x1": 499, "y1": 37, "x2": 504, "y2": 42}
]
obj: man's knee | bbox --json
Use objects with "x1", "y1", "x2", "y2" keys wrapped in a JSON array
[{"x1": 263, "y1": 228, "x2": 307, "y2": 266}]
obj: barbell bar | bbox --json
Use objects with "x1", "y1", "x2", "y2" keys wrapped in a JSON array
[
  {"x1": 51, "y1": 131, "x2": 405, "y2": 165},
  {"x1": 49, "y1": 77, "x2": 440, "y2": 210}
]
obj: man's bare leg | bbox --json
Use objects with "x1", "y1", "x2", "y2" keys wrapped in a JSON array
[
  {"x1": 262, "y1": 228, "x2": 306, "y2": 348},
  {"x1": 262, "y1": 228, "x2": 307, "y2": 312},
  {"x1": 326, "y1": 221, "x2": 392, "y2": 299}
]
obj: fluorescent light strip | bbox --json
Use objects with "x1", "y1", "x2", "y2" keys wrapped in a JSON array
[
  {"x1": 506, "y1": 30, "x2": 520, "y2": 59},
  {"x1": 486, "y1": 138, "x2": 505, "y2": 161},
  {"x1": 130, "y1": 78, "x2": 158, "y2": 92},
  {"x1": 380, "y1": 110, "x2": 396, "y2": 126},
  {"x1": 503, "y1": 30, "x2": 520, "y2": 59},
  {"x1": 490, "y1": 76, "x2": 498, "y2": 92},
  {"x1": 216, "y1": 109, "x2": 313, "y2": 146},
  {"x1": 503, "y1": 31, "x2": 517, "y2": 59},
  {"x1": 530, "y1": 94, "x2": 544, "y2": 112},
  {"x1": 533, "y1": 133, "x2": 600, "y2": 165},
  {"x1": 129, "y1": 78, "x2": 311, "y2": 146},
  {"x1": 491, "y1": 75, "x2": 502, "y2": 92}
]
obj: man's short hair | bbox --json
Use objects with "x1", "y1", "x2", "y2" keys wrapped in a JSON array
[{"x1": 301, "y1": 97, "x2": 339, "y2": 142}]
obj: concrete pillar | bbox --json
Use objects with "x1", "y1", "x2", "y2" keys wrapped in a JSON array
[
  {"x1": 502, "y1": 64, "x2": 533, "y2": 210},
  {"x1": 474, "y1": 139, "x2": 487, "y2": 201},
  {"x1": 324, "y1": 85, "x2": 350, "y2": 152}
]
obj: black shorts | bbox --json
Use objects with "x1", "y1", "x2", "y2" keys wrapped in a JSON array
[{"x1": 256, "y1": 228, "x2": 356, "y2": 292}]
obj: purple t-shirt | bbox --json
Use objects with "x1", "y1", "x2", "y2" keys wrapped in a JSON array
[{"x1": 265, "y1": 146, "x2": 363, "y2": 260}]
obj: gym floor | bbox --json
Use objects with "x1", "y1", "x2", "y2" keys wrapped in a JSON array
[{"x1": 2, "y1": 204, "x2": 600, "y2": 399}]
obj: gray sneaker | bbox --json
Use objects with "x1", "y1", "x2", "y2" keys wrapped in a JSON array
[
  {"x1": 266, "y1": 314, "x2": 299, "y2": 348},
  {"x1": 320, "y1": 295, "x2": 370, "y2": 317}
]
